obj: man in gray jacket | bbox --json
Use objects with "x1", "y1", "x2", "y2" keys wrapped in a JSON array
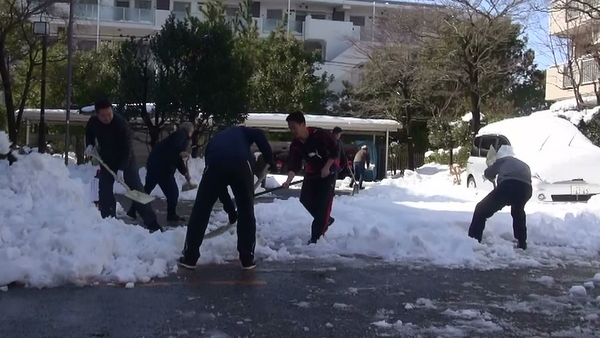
[{"x1": 468, "y1": 145, "x2": 532, "y2": 250}]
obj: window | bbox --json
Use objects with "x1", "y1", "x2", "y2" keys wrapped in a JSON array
[
  {"x1": 197, "y1": 2, "x2": 204, "y2": 11},
  {"x1": 173, "y1": 1, "x2": 190, "y2": 12},
  {"x1": 497, "y1": 135, "x2": 510, "y2": 149},
  {"x1": 115, "y1": 1, "x2": 129, "y2": 7},
  {"x1": 350, "y1": 16, "x2": 365, "y2": 26},
  {"x1": 251, "y1": 1, "x2": 260, "y2": 18},
  {"x1": 479, "y1": 135, "x2": 497, "y2": 158},
  {"x1": 135, "y1": 0, "x2": 151, "y2": 9},
  {"x1": 266, "y1": 9, "x2": 282, "y2": 20},
  {"x1": 311, "y1": 13, "x2": 326, "y2": 20},
  {"x1": 226, "y1": 7, "x2": 238, "y2": 16},
  {"x1": 471, "y1": 136, "x2": 481, "y2": 157}
]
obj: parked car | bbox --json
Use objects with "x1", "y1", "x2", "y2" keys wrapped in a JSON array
[{"x1": 466, "y1": 115, "x2": 600, "y2": 202}]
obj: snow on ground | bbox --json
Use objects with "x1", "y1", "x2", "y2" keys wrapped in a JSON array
[
  {"x1": 3, "y1": 155, "x2": 600, "y2": 288},
  {"x1": 531, "y1": 96, "x2": 600, "y2": 125}
]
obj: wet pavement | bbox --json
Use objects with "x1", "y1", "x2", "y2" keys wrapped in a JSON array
[{"x1": 1, "y1": 260, "x2": 599, "y2": 338}]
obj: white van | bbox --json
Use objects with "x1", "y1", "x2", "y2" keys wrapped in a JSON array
[{"x1": 465, "y1": 115, "x2": 600, "y2": 202}]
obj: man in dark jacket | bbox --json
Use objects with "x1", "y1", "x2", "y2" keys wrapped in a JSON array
[
  {"x1": 468, "y1": 145, "x2": 532, "y2": 250},
  {"x1": 332, "y1": 127, "x2": 348, "y2": 179},
  {"x1": 84, "y1": 97, "x2": 163, "y2": 233},
  {"x1": 178, "y1": 126, "x2": 275, "y2": 271},
  {"x1": 282, "y1": 111, "x2": 340, "y2": 245},
  {"x1": 126, "y1": 122, "x2": 201, "y2": 222},
  {"x1": 349, "y1": 145, "x2": 370, "y2": 189}
]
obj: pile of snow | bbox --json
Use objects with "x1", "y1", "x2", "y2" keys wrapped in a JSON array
[
  {"x1": 4, "y1": 155, "x2": 600, "y2": 288},
  {"x1": 0, "y1": 131, "x2": 10, "y2": 155},
  {"x1": 0, "y1": 154, "x2": 185, "y2": 287}
]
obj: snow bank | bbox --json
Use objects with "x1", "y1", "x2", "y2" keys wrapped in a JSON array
[
  {"x1": 0, "y1": 131, "x2": 10, "y2": 155},
  {"x1": 0, "y1": 154, "x2": 185, "y2": 287},
  {"x1": 532, "y1": 96, "x2": 600, "y2": 125},
  {"x1": 4, "y1": 154, "x2": 600, "y2": 288}
]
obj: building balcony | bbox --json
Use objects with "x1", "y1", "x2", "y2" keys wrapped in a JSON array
[
  {"x1": 74, "y1": 4, "x2": 156, "y2": 26},
  {"x1": 545, "y1": 57, "x2": 600, "y2": 101},
  {"x1": 549, "y1": 0, "x2": 598, "y2": 36}
]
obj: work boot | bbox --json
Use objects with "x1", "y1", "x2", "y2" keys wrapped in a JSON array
[{"x1": 167, "y1": 214, "x2": 186, "y2": 222}]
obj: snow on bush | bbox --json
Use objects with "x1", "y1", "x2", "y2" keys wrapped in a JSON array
[{"x1": 0, "y1": 154, "x2": 185, "y2": 287}]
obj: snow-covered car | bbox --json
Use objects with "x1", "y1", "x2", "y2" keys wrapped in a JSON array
[{"x1": 465, "y1": 115, "x2": 600, "y2": 202}]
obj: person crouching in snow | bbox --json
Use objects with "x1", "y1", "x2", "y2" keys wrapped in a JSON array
[
  {"x1": 282, "y1": 111, "x2": 341, "y2": 245},
  {"x1": 178, "y1": 126, "x2": 275, "y2": 271},
  {"x1": 468, "y1": 145, "x2": 532, "y2": 250},
  {"x1": 127, "y1": 122, "x2": 194, "y2": 222},
  {"x1": 84, "y1": 97, "x2": 164, "y2": 233}
]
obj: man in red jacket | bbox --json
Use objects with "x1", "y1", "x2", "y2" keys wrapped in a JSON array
[{"x1": 282, "y1": 111, "x2": 340, "y2": 244}]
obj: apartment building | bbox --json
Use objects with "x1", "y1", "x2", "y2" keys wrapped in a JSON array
[
  {"x1": 43, "y1": 0, "x2": 435, "y2": 93},
  {"x1": 546, "y1": 0, "x2": 600, "y2": 102}
]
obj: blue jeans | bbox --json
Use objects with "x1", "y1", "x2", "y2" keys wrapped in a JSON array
[{"x1": 352, "y1": 162, "x2": 365, "y2": 188}]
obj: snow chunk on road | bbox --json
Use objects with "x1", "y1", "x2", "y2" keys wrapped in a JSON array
[
  {"x1": 569, "y1": 285, "x2": 587, "y2": 297},
  {"x1": 0, "y1": 131, "x2": 10, "y2": 155}
]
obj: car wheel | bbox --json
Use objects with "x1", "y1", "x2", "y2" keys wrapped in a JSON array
[{"x1": 467, "y1": 176, "x2": 476, "y2": 189}]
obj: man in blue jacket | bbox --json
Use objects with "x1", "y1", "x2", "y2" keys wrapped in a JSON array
[
  {"x1": 178, "y1": 126, "x2": 275, "y2": 270},
  {"x1": 128, "y1": 122, "x2": 192, "y2": 222}
]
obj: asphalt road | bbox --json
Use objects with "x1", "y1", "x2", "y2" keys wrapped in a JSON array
[{"x1": 1, "y1": 260, "x2": 599, "y2": 338}]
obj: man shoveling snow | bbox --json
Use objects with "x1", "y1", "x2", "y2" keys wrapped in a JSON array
[
  {"x1": 468, "y1": 145, "x2": 532, "y2": 250},
  {"x1": 84, "y1": 97, "x2": 164, "y2": 233}
]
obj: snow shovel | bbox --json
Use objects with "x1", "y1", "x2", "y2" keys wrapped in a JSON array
[
  {"x1": 181, "y1": 157, "x2": 198, "y2": 192},
  {"x1": 90, "y1": 153, "x2": 156, "y2": 205},
  {"x1": 348, "y1": 167, "x2": 360, "y2": 196}
]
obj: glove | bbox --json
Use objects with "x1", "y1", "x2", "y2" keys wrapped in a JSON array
[{"x1": 85, "y1": 145, "x2": 96, "y2": 157}]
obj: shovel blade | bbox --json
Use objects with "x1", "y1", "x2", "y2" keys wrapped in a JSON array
[
  {"x1": 182, "y1": 182, "x2": 198, "y2": 192},
  {"x1": 125, "y1": 190, "x2": 155, "y2": 204}
]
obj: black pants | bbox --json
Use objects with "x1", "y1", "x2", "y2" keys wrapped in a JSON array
[
  {"x1": 98, "y1": 156, "x2": 158, "y2": 226},
  {"x1": 300, "y1": 174, "x2": 336, "y2": 241},
  {"x1": 128, "y1": 168, "x2": 179, "y2": 217},
  {"x1": 183, "y1": 159, "x2": 255, "y2": 263},
  {"x1": 468, "y1": 180, "x2": 532, "y2": 242}
]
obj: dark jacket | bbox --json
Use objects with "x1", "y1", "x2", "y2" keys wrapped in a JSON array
[
  {"x1": 85, "y1": 113, "x2": 133, "y2": 170},
  {"x1": 147, "y1": 129, "x2": 190, "y2": 175},
  {"x1": 484, "y1": 156, "x2": 532, "y2": 186},
  {"x1": 205, "y1": 126, "x2": 274, "y2": 167},
  {"x1": 353, "y1": 149, "x2": 370, "y2": 166},
  {"x1": 288, "y1": 127, "x2": 340, "y2": 175}
]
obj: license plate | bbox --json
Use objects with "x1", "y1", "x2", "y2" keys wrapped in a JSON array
[{"x1": 571, "y1": 185, "x2": 589, "y2": 195}]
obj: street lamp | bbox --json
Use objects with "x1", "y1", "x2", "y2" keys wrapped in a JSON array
[{"x1": 33, "y1": 20, "x2": 49, "y2": 154}]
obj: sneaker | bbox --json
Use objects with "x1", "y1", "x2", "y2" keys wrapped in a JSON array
[
  {"x1": 178, "y1": 256, "x2": 197, "y2": 270},
  {"x1": 228, "y1": 212, "x2": 238, "y2": 225},
  {"x1": 241, "y1": 258, "x2": 256, "y2": 270},
  {"x1": 167, "y1": 214, "x2": 186, "y2": 222}
]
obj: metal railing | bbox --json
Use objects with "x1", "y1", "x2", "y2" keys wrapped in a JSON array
[
  {"x1": 562, "y1": 57, "x2": 600, "y2": 88},
  {"x1": 74, "y1": 4, "x2": 155, "y2": 25}
]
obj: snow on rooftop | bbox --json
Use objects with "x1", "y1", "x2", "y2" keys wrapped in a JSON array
[
  {"x1": 3, "y1": 155, "x2": 600, "y2": 288},
  {"x1": 246, "y1": 112, "x2": 400, "y2": 127}
]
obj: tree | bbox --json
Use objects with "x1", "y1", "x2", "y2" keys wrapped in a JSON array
[
  {"x1": 249, "y1": 28, "x2": 333, "y2": 113},
  {"x1": 152, "y1": 0, "x2": 250, "y2": 156},
  {"x1": 423, "y1": 0, "x2": 534, "y2": 134},
  {"x1": 115, "y1": 37, "x2": 164, "y2": 147},
  {"x1": 0, "y1": 0, "x2": 59, "y2": 143}
]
